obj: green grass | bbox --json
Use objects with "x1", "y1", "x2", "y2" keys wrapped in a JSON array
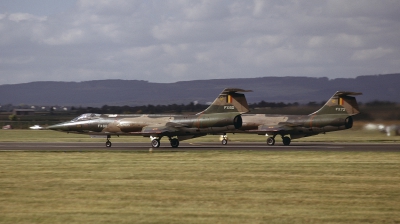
[{"x1": 0, "y1": 151, "x2": 399, "y2": 223}]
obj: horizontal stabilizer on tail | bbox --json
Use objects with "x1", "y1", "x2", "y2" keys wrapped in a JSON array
[{"x1": 334, "y1": 91, "x2": 362, "y2": 97}]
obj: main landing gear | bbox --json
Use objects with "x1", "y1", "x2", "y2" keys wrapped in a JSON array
[
  {"x1": 150, "y1": 136, "x2": 180, "y2": 148},
  {"x1": 266, "y1": 135, "x2": 291, "y2": 146},
  {"x1": 151, "y1": 138, "x2": 160, "y2": 148},
  {"x1": 169, "y1": 138, "x2": 179, "y2": 148}
]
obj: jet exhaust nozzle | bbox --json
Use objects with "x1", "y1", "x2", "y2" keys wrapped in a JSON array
[
  {"x1": 233, "y1": 115, "x2": 242, "y2": 129},
  {"x1": 345, "y1": 116, "x2": 353, "y2": 129}
]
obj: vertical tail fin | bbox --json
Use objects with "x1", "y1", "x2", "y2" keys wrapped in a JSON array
[
  {"x1": 198, "y1": 88, "x2": 252, "y2": 115},
  {"x1": 310, "y1": 91, "x2": 362, "y2": 116}
]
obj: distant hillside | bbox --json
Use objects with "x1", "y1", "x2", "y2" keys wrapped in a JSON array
[{"x1": 0, "y1": 74, "x2": 399, "y2": 106}]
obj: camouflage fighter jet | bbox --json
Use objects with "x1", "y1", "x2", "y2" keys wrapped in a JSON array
[
  {"x1": 47, "y1": 88, "x2": 251, "y2": 148},
  {"x1": 223, "y1": 91, "x2": 362, "y2": 145}
]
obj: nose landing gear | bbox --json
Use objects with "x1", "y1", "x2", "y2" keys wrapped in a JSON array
[
  {"x1": 221, "y1": 134, "x2": 228, "y2": 145},
  {"x1": 106, "y1": 135, "x2": 112, "y2": 147}
]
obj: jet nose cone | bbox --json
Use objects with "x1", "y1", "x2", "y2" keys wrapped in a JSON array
[{"x1": 47, "y1": 123, "x2": 67, "y2": 131}]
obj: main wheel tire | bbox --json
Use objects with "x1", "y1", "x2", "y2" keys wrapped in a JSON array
[
  {"x1": 267, "y1": 137, "x2": 275, "y2": 146},
  {"x1": 151, "y1": 139, "x2": 160, "y2": 148},
  {"x1": 106, "y1": 141, "x2": 112, "y2": 147},
  {"x1": 222, "y1": 139, "x2": 228, "y2": 145},
  {"x1": 282, "y1": 136, "x2": 291, "y2": 146},
  {"x1": 170, "y1": 138, "x2": 179, "y2": 148}
]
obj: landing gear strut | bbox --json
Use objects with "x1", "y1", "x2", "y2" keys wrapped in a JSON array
[
  {"x1": 106, "y1": 135, "x2": 112, "y2": 147},
  {"x1": 221, "y1": 134, "x2": 228, "y2": 145}
]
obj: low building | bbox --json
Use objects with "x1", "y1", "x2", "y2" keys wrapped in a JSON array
[{"x1": 12, "y1": 109, "x2": 35, "y2": 116}]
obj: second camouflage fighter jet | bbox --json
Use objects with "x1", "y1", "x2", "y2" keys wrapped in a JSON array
[
  {"x1": 47, "y1": 88, "x2": 251, "y2": 148},
  {"x1": 222, "y1": 91, "x2": 362, "y2": 146}
]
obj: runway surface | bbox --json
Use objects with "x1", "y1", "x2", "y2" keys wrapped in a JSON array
[{"x1": 0, "y1": 142, "x2": 399, "y2": 152}]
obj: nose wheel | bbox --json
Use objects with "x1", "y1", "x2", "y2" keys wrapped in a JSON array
[
  {"x1": 220, "y1": 134, "x2": 228, "y2": 145},
  {"x1": 105, "y1": 135, "x2": 112, "y2": 147}
]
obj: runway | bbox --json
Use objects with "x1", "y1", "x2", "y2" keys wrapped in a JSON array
[{"x1": 0, "y1": 142, "x2": 399, "y2": 152}]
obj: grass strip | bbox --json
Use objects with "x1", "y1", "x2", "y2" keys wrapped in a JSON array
[{"x1": 1, "y1": 151, "x2": 399, "y2": 223}]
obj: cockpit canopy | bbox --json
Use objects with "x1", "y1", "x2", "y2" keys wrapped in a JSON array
[{"x1": 71, "y1": 113, "x2": 101, "y2": 122}]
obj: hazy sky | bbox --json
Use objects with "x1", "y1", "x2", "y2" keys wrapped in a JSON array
[{"x1": 1, "y1": 0, "x2": 399, "y2": 85}]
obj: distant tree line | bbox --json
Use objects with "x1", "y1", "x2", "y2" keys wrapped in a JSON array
[
  {"x1": 71, "y1": 102, "x2": 210, "y2": 114},
  {"x1": 0, "y1": 100, "x2": 398, "y2": 115},
  {"x1": 1, "y1": 100, "x2": 399, "y2": 121},
  {"x1": 66, "y1": 101, "x2": 300, "y2": 114}
]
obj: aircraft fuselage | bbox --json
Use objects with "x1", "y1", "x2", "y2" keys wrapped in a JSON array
[
  {"x1": 238, "y1": 113, "x2": 353, "y2": 139},
  {"x1": 48, "y1": 112, "x2": 242, "y2": 137}
]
